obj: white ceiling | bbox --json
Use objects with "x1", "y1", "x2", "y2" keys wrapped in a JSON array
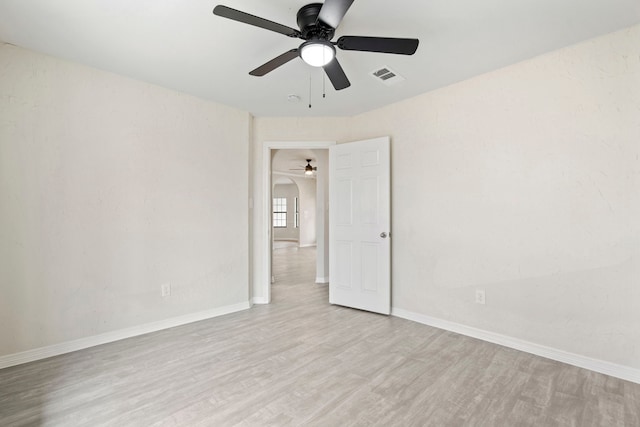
[
  {"x1": 272, "y1": 149, "x2": 319, "y2": 179},
  {"x1": 1, "y1": 0, "x2": 639, "y2": 117}
]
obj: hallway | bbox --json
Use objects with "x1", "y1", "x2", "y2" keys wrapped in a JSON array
[{"x1": 271, "y1": 244, "x2": 322, "y2": 303}]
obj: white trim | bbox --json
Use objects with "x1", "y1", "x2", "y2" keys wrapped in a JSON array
[
  {"x1": 262, "y1": 140, "x2": 336, "y2": 304},
  {"x1": 315, "y1": 277, "x2": 329, "y2": 284},
  {"x1": 0, "y1": 301, "x2": 251, "y2": 369},
  {"x1": 391, "y1": 307, "x2": 640, "y2": 385},
  {"x1": 252, "y1": 297, "x2": 269, "y2": 304},
  {"x1": 299, "y1": 243, "x2": 317, "y2": 248}
]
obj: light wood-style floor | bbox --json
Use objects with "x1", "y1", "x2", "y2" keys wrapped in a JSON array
[{"x1": 1, "y1": 246, "x2": 639, "y2": 426}]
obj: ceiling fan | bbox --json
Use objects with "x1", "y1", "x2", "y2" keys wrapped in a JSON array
[
  {"x1": 290, "y1": 159, "x2": 317, "y2": 175},
  {"x1": 213, "y1": 0, "x2": 419, "y2": 91}
]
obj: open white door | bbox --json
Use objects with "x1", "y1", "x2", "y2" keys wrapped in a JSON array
[{"x1": 329, "y1": 136, "x2": 390, "y2": 315}]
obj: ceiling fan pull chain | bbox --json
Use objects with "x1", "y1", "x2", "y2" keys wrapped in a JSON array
[
  {"x1": 322, "y1": 50, "x2": 326, "y2": 98},
  {"x1": 309, "y1": 73, "x2": 312, "y2": 109},
  {"x1": 323, "y1": 68, "x2": 326, "y2": 98}
]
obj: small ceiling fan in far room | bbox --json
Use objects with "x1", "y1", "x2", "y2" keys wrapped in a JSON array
[
  {"x1": 213, "y1": 0, "x2": 419, "y2": 91},
  {"x1": 290, "y1": 159, "x2": 317, "y2": 175}
]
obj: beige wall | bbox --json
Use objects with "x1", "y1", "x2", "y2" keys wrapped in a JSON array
[
  {"x1": 252, "y1": 25, "x2": 640, "y2": 369},
  {"x1": 0, "y1": 44, "x2": 251, "y2": 356}
]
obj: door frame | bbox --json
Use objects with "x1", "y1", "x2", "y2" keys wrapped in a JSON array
[{"x1": 260, "y1": 140, "x2": 336, "y2": 303}]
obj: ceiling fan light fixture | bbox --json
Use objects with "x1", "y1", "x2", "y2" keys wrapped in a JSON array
[
  {"x1": 304, "y1": 159, "x2": 314, "y2": 175},
  {"x1": 300, "y1": 40, "x2": 335, "y2": 67}
]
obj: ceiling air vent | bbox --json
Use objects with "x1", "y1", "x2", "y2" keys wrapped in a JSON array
[{"x1": 371, "y1": 66, "x2": 405, "y2": 86}]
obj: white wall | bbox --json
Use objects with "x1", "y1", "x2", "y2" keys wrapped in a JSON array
[
  {"x1": 314, "y1": 149, "x2": 329, "y2": 283},
  {"x1": 251, "y1": 25, "x2": 640, "y2": 371},
  {"x1": 291, "y1": 177, "x2": 317, "y2": 248},
  {"x1": 0, "y1": 44, "x2": 251, "y2": 357},
  {"x1": 272, "y1": 183, "x2": 299, "y2": 241}
]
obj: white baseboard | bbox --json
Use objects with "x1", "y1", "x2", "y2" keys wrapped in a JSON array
[
  {"x1": 315, "y1": 277, "x2": 329, "y2": 284},
  {"x1": 252, "y1": 297, "x2": 269, "y2": 304},
  {"x1": 0, "y1": 301, "x2": 251, "y2": 370},
  {"x1": 298, "y1": 243, "x2": 317, "y2": 248},
  {"x1": 391, "y1": 307, "x2": 640, "y2": 385}
]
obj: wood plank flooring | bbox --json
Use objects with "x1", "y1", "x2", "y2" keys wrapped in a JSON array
[{"x1": 1, "y1": 246, "x2": 639, "y2": 426}]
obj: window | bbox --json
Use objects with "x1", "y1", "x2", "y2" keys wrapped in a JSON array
[
  {"x1": 273, "y1": 197, "x2": 287, "y2": 228},
  {"x1": 294, "y1": 197, "x2": 299, "y2": 228}
]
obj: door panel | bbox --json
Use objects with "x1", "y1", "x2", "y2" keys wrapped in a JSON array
[
  {"x1": 335, "y1": 178, "x2": 353, "y2": 225},
  {"x1": 335, "y1": 241, "x2": 353, "y2": 289}
]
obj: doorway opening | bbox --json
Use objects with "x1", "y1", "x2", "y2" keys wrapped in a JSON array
[
  {"x1": 271, "y1": 148, "x2": 327, "y2": 286},
  {"x1": 261, "y1": 141, "x2": 335, "y2": 303}
]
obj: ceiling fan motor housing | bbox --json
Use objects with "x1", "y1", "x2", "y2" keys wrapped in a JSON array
[{"x1": 297, "y1": 3, "x2": 335, "y2": 40}]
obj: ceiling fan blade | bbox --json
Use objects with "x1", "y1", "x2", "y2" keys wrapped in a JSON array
[
  {"x1": 317, "y1": 0, "x2": 355, "y2": 29},
  {"x1": 323, "y1": 58, "x2": 351, "y2": 90},
  {"x1": 213, "y1": 5, "x2": 301, "y2": 38},
  {"x1": 249, "y1": 49, "x2": 299, "y2": 76},
  {"x1": 337, "y1": 36, "x2": 419, "y2": 55}
]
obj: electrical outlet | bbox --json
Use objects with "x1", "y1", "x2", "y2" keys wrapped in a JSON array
[
  {"x1": 161, "y1": 283, "x2": 171, "y2": 297},
  {"x1": 475, "y1": 289, "x2": 486, "y2": 305}
]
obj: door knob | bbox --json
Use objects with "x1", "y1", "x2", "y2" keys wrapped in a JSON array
[{"x1": 380, "y1": 232, "x2": 387, "y2": 238}]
